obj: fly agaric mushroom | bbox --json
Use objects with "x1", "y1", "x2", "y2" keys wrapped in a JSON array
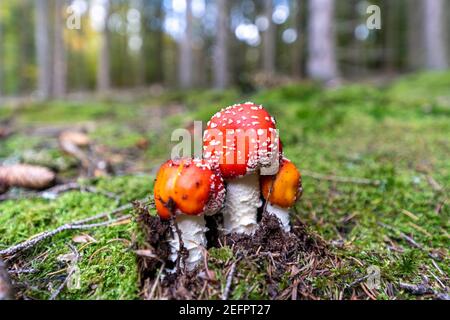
[
  {"x1": 260, "y1": 158, "x2": 302, "y2": 232},
  {"x1": 154, "y1": 158, "x2": 225, "y2": 271},
  {"x1": 203, "y1": 102, "x2": 280, "y2": 234}
]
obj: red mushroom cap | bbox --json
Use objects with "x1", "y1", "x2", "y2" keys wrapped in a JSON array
[
  {"x1": 154, "y1": 158, "x2": 225, "y2": 220},
  {"x1": 203, "y1": 102, "x2": 279, "y2": 179}
]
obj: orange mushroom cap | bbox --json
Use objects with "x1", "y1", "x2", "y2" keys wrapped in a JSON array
[
  {"x1": 260, "y1": 158, "x2": 302, "y2": 208},
  {"x1": 154, "y1": 158, "x2": 225, "y2": 220}
]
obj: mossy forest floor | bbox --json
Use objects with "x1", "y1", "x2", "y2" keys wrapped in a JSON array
[{"x1": 0, "y1": 72, "x2": 449, "y2": 300}]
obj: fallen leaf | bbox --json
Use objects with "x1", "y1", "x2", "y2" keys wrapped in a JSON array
[
  {"x1": 72, "y1": 234, "x2": 97, "y2": 244},
  {"x1": 59, "y1": 131, "x2": 90, "y2": 147},
  {"x1": 57, "y1": 252, "x2": 78, "y2": 263},
  {"x1": 135, "y1": 137, "x2": 150, "y2": 150}
]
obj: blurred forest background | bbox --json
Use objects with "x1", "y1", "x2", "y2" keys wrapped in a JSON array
[
  {"x1": 0, "y1": 0, "x2": 449, "y2": 99},
  {"x1": 0, "y1": 0, "x2": 449, "y2": 300}
]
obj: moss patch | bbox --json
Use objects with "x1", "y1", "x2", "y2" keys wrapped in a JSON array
[{"x1": 1, "y1": 72, "x2": 449, "y2": 299}]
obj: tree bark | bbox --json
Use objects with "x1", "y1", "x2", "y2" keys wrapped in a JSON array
[
  {"x1": 291, "y1": 0, "x2": 302, "y2": 78},
  {"x1": 97, "y1": 0, "x2": 111, "y2": 92},
  {"x1": 53, "y1": 0, "x2": 67, "y2": 98},
  {"x1": 307, "y1": 0, "x2": 338, "y2": 81},
  {"x1": 213, "y1": 0, "x2": 229, "y2": 89},
  {"x1": 407, "y1": 0, "x2": 423, "y2": 70},
  {"x1": 35, "y1": 0, "x2": 52, "y2": 99},
  {"x1": 179, "y1": 0, "x2": 193, "y2": 89},
  {"x1": 263, "y1": 0, "x2": 276, "y2": 74},
  {"x1": 0, "y1": 20, "x2": 3, "y2": 96},
  {"x1": 423, "y1": 0, "x2": 448, "y2": 70},
  {"x1": 154, "y1": 1, "x2": 164, "y2": 83}
]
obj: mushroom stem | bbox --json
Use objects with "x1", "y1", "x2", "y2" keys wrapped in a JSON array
[
  {"x1": 168, "y1": 215, "x2": 207, "y2": 271},
  {"x1": 222, "y1": 172, "x2": 262, "y2": 234},
  {"x1": 265, "y1": 203, "x2": 291, "y2": 232}
]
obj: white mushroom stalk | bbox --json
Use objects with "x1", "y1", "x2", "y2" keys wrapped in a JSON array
[
  {"x1": 169, "y1": 215, "x2": 207, "y2": 271},
  {"x1": 154, "y1": 158, "x2": 225, "y2": 272},
  {"x1": 222, "y1": 172, "x2": 261, "y2": 234},
  {"x1": 203, "y1": 102, "x2": 280, "y2": 235},
  {"x1": 265, "y1": 203, "x2": 291, "y2": 232}
]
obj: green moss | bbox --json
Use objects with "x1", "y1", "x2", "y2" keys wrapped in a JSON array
[
  {"x1": 0, "y1": 176, "x2": 154, "y2": 300},
  {"x1": 1, "y1": 72, "x2": 449, "y2": 299},
  {"x1": 209, "y1": 247, "x2": 233, "y2": 262},
  {"x1": 0, "y1": 105, "x2": 14, "y2": 120}
]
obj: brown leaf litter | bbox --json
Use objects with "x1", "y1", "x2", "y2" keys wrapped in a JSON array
[{"x1": 134, "y1": 201, "x2": 342, "y2": 300}]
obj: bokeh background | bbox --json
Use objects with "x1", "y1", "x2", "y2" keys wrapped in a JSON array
[
  {"x1": 0, "y1": 0, "x2": 449, "y2": 98},
  {"x1": 0, "y1": 0, "x2": 449, "y2": 300}
]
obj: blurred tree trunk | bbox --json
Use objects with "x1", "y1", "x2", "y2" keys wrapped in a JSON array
[
  {"x1": 407, "y1": 0, "x2": 423, "y2": 70},
  {"x1": 383, "y1": 0, "x2": 397, "y2": 72},
  {"x1": 263, "y1": 0, "x2": 275, "y2": 74},
  {"x1": 0, "y1": 21, "x2": 3, "y2": 96},
  {"x1": 213, "y1": 0, "x2": 229, "y2": 89},
  {"x1": 141, "y1": 0, "x2": 164, "y2": 84},
  {"x1": 423, "y1": 0, "x2": 448, "y2": 70},
  {"x1": 307, "y1": 0, "x2": 338, "y2": 81},
  {"x1": 154, "y1": 1, "x2": 164, "y2": 83},
  {"x1": 35, "y1": 0, "x2": 51, "y2": 99},
  {"x1": 179, "y1": 0, "x2": 193, "y2": 89},
  {"x1": 53, "y1": 0, "x2": 67, "y2": 98},
  {"x1": 291, "y1": 0, "x2": 302, "y2": 78},
  {"x1": 97, "y1": 0, "x2": 111, "y2": 92}
]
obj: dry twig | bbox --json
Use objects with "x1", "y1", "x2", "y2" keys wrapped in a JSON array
[
  {"x1": 148, "y1": 263, "x2": 165, "y2": 300},
  {"x1": 222, "y1": 259, "x2": 240, "y2": 300},
  {"x1": 0, "y1": 202, "x2": 136, "y2": 257},
  {"x1": 0, "y1": 181, "x2": 120, "y2": 202}
]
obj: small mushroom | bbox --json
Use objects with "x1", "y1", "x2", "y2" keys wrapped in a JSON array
[
  {"x1": 203, "y1": 102, "x2": 280, "y2": 235},
  {"x1": 260, "y1": 158, "x2": 302, "y2": 232},
  {"x1": 154, "y1": 158, "x2": 225, "y2": 271}
]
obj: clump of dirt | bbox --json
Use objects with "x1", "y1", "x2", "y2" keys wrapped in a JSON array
[
  {"x1": 221, "y1": 214, "x2": 336, "y2": 299},
  {"x1": 134, "y1": 201, "x2": 171, "y2": 285},
  {"x1": 136, "y1": 202, "x2": 340, "y2": 300}
]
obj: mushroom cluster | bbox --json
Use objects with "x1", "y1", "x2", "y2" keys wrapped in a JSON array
[{"x1": 152, "y1": 102, "x2": 303, "y2": 271}]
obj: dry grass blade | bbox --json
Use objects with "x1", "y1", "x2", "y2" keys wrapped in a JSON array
[{"x1": 222, "y1": 259, "x2": 239, "y2": 300}]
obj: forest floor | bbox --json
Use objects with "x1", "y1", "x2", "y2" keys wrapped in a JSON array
[{"x1": 0, "y1": 72, "x2": 448, "y2": 300}]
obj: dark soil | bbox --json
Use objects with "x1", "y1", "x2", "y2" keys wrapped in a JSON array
[{"x1": 135, "y1": 201, "x2": 340, "y2": 300}]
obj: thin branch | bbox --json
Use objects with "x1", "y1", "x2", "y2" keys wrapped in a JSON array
[
  {"x1": 346, "y1": 274, "x2": 370, "y2": 289},
  {"x1": 302, "y1": 170, "x2": 381, "y2": 186},
  {"x1": 399, "y1": 282, "x2": 434, "y2": 296},
  {"x1": 71, "y1": 202, "x2": 135, "y2": 226},
  {"x1": 148, "y1": 263, "x2": 165, "y2": 300},
  {"x1": 0, "y1": 214, "x2": 132, "y2": 257},
  {"x1": 222, "y1": 260, "x2": 239, "y2": 300},
  {"x1": 0, "y1": 182, "x2": 121, "y2": 202},
  {"x1": 378, "y1": 222, "x2": 425, "y2": 250}
]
